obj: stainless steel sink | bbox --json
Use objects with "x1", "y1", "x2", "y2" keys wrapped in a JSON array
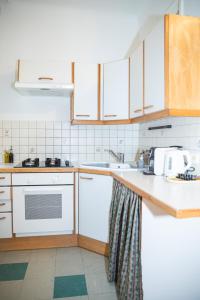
[{"x1": 80, "y1": 162, "x2": 137, "y2": 170}]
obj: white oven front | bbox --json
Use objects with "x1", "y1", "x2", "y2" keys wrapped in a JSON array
[{"x1": 13, "y1": 185, "x2": 74, "y2": 236}]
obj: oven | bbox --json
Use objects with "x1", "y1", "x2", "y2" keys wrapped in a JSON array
[{"x1": 12, "y1": 173, "x2": 74, "y2": 237}]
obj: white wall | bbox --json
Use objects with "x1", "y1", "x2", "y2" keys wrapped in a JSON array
[{"x1": 0, "y1": 0, "x2": 138, "y2": 120}]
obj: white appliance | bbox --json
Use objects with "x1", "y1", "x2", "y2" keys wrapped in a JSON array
[
  {"x1": 12, "y1": 173, "x2": 74, "y2": 237},
  {"x1": 164, "y1": 150, "x2": 191, "y2": 176},
  {"x1": 14, "y1": 60, "x2": 74, "y2": 97},
  {"x1": 153, "y1": 147, "x2": 172, "y2": 175}
]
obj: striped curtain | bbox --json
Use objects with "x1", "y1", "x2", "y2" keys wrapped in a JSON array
[{"x1": 107, "y1": 179, "x2": 143, "y2": 300}]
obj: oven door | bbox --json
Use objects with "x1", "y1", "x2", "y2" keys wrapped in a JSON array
[{"x1": 13, "y1": 185, "x2": 74, "y2": 236}]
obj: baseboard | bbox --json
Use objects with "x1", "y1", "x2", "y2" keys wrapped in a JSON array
[{"x1": 78, "y1": 234, "x2": 109, "y2": 256}]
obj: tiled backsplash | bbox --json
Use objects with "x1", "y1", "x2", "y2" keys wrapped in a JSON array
[
  {"x1": 0, "y1": 121, "x2": 139, "y2": 163},
  {"x1": 139, "y1": 117, "x2": 200, "y2": 166}
]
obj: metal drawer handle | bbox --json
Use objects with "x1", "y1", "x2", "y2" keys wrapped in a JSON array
[
  {"x1": 0, "y1": 216, "x2": 6, "y2": 220},
  {"x1": 134, "y1": 109, "x2": 142, "y2": 113},
  {"x1": 80, "y1": 176, "x2": 94, "y2": 180},
  {"x1": 0, "y1": 177, "x2": 5, "y2": 180},
  {"x1": 38, "y1": 77, "x2": 53, "y2": 80},
  {"x1": 76, "y1": 115, "x2": 90, "y2": 117},
  {"x1": 144, "y1": 105, "x2": 154, "y2": 110},
  {"x1": 0, "y1": 203, "x2": 6, "y2": 206},
  {"x1": 0, "y1": 191, "x2": 5, "y2": 194},
  {"x1": 104, "y1": 115, "x2": 117, "y2": 117}
]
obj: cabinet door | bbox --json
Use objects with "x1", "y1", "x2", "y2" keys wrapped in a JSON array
[
  {"x1": 102, "y1": 59, "x2": 129, "y2": 120},
  {"x1": 130, "y1": 43, "x2": 144, "y2": 118},
  {"x1": 73, "y1": 63, "x2": 99, "y2": 120},
  {"x1": 18, "y1": 60, "x2": 71, "y2": 84},
  {"x1": 79, "y1": 174, "x2": 113, "y2": 243},
  {"x1": 144, "y1": 17, "x2": 165, "y2": 114}
]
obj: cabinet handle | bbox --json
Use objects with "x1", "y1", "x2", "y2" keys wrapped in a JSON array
[
  {"x1": 80, "y1": 176, "x2": 94, "y2": 180},
  {"x1": 144, "y1": 105, "x2": 154, "y2": 110},
  {"x1": 0, "y1": 177, "x2": 5, "y2": 180},
  {"x1": 104, "y1": 115, "x2": 117, "y2": 117},
  {"x1": 0, "y1": 191, "x2": 5, "y2": 194},
  {"x1": 134, "y1": 109, "x2": 142, "y2": 113},
  {"x1": 0, "y1": 216, "x2": 6, "y2": 220},
  {"x1": 0, "y1": 203, "x2": 6, "y2": 206},
  {"x1": 38, "y1": 77, "x2": 53, "y2": 80},
  {"x1": 76, "y1": 115, "x2": 90, "y2": 117}
]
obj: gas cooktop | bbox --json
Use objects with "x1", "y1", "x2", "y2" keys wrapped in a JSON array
[{"x1": 14, "y1": 158, "x2": 73, "y2": 168}]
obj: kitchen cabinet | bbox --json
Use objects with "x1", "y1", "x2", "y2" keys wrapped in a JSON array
[
  {"x1": 79, "y1": 173, "x2": 113, "y2": 243},
  {"x1": 17, "y1": 60, "x2": 72, "y2": 84},
  {"x1": 0, "y1": 174, "x2": 12, "y2": 238},
  {"x1": 139, "y1": 14, "x2": 200, "y2": 121},
  {"x1": 102, "y1": 59, "x2": 129, "y2": 121},
  {"x1": 72, "y1": 62, "x2": 99, "y2": 121},
  {"x1": 144, "y1": 17, "x2": 165, "y2": 114},
  {"x1": 130, "y1": 43, "x2": 144, "y2": 118}
]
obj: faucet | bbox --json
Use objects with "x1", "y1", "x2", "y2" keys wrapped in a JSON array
[{"x1": 105, "y1": 149, "x2": 125, "y2": 163}]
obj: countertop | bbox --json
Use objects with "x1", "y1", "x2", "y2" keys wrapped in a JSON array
[
  {"x1": 112, "y1": 170, "x2": 200, "y2": 219},
  {"x1": 0, "y1": 163, "x2": 200, "y2": 218}
]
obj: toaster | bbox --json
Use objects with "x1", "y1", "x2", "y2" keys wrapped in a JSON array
[{"x1": 144, "y1": 147, "x2": 173, "y2": 175}]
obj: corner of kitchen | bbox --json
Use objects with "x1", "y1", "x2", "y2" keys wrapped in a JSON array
[{"x1": 0, "y1": 0, "x2": 200, "y2": 300}]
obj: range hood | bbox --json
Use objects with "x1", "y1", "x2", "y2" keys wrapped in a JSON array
[{"x1": 14, "y1": 81, "x2": 74, "y2": 97}]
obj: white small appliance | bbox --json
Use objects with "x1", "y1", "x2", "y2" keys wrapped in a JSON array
[{"x1": 164, "y1": 149, "x2": 191, "y2": 176}]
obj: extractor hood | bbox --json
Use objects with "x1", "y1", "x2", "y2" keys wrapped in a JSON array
[{"x1": 14, "y1": 81, "x2": 74, "y2": 97}]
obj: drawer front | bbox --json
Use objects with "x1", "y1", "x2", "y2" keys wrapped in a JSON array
[
  {"x1": 0, "y1": 212, "x2": 12, "y2": 238},
  {"x1": 0, "y1": 198, "x2": 11, "y2": 212},
  {"x1": 0, "y1": 174, "x2": 11, "y2": 186},
  {"x1": 0, "y1": 187, "x2": 11, "y2": 200},
  {"x1": 12, "y1": 173, "x2": 74, "y2": 186}
]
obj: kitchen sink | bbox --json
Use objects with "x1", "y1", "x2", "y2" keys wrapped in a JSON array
[{"x1": 80, "y1": 162, "x2": 137, "y2": 170}]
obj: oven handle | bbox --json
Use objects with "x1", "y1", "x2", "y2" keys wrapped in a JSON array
[{"x1": 23, "y1": 187, "x2": 63, "y2": 194}]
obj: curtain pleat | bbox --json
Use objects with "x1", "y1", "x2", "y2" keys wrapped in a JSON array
[{"x1": 108, "y1": 179, "x2": 143, "y2": 300}]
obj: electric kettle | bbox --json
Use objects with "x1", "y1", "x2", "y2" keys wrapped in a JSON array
[{"x1": 164, "y1": 150, "x2": 191, "y2": 176}]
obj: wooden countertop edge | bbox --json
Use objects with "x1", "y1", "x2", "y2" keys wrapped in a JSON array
[
  {"x1": 0, "y1": 167, "x2": 199, "y2": 218},
  {"x1": 111, "y1": 173, "x2": 200, "y2": 219}
]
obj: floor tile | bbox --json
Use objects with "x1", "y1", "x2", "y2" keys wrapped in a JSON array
[
  {"x1": 54, "y1": 275, "x2": 88, "y2": 298},
  {"x1": 25, "y1": 256, "x2": 55, "y2": 280},
  {"x1": 55, "y1": 247, "x2": 84, "y2": 276},
  {"x1": 86, "y1": 271, "x2": 116, "y2": 295},
  {"x1": 20, "y1": 277, "x2": 53, "y2": 300},
  {"x1": 81, "y1": 249, "x2": 107, "y2": 275},
  {"x1": 2, "y1": 250, "x2": 32, "y2": 263},
  {"x1": 30, "y1": 248, "x2": 56, "y2": 263},
  {"x1": 0, "y1": 280, "x2": 23, "y2": 300},
  {"x1": 0, "y1": 262, "x2": 28, "y2": 281},
  {"x1": 88, "y1": 292, "x2": 117, "y2": 300}
]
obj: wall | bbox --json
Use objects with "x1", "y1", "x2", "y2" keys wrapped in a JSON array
[
  {"x1": 0, "y1": 120, "x2": 139, "y2": 163},
  {"x1": 0, "y1": 0, "x2": 138, "y2": 120},
  {"x1": 138, "y1": 117, "x2": 200, "y2": 169}
]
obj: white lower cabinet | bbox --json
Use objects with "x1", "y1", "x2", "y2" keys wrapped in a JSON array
[
  {"x1": 0, "y1": 212, "x2": 12, "y2": 238},
  {"x1": 79, "y1": 173, "x2": 113, "y2": 243}
]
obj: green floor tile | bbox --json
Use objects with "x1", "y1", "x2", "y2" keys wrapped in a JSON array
[
  {"x1": 0, "y1": 262, "x2": 28, "y2": 281},
  {"x1": 54, "y1": 274, "x2": 88, "y2": 298}
]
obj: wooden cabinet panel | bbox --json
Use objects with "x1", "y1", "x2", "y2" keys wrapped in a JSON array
[
  {"x1": 166, "y1": 15, "x2": 200, "y2": 110},
  {"x1": 102, "y1": 59, "x2": 129, "y2": 120},
  {"x1": 73, "y1": 63, "x2": 99, "y2": 120},
  {"x1": 130, "y1": 43, "x2": 144, "y2": 118}
]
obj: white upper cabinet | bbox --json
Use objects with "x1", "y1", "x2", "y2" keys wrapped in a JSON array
[
  {"x1": 102, "y1": 59, "x2": 129, "y2": 120},
  {"x1": 18, "y1": 60, "x2": 72, "y2": 84},
  {"x1": 130, "y1": 43, "x2": 144, "y2": 118},
  {"x1": 144, "y1": 17, "x2": 165, "y2": 114},
  {"x1": 73, "y1": 63, "x2": 99, "y2": 120}
]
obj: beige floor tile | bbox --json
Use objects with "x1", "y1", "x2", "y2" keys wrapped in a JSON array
[
  {"x1": 81, "y1": 249, "x2": 107, "y2": 275},
  {"x1": 86, "y1": 271, "x2": 116, "y2": 295},
  {"x1": 30, "y1": 249, "x2": 56, "y2": 263},
  {"x1": 25, "y1": 258, "x2": 55, "y2": 280},
  {"x1": 0, "y1": 251, "x2": 6, "y2": 263},
  {"x1": 19, "y1": 277, "x2": 53, "y2": 300},
  {"x1": 0, "y1": 280, "x2": 23, "y2": 300},
  {"x1": 51, "y1": 297, "x2": 89, "y2": 300},
  {"x1": 2, "y1": 250, "x2": 32, "y2": 263},
  {"x1": 55, "y1": 247, "x2": 84, "y2": 276},
  {"x1": 88, "y1": 292, "x2": 118, "y2": 300}
]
